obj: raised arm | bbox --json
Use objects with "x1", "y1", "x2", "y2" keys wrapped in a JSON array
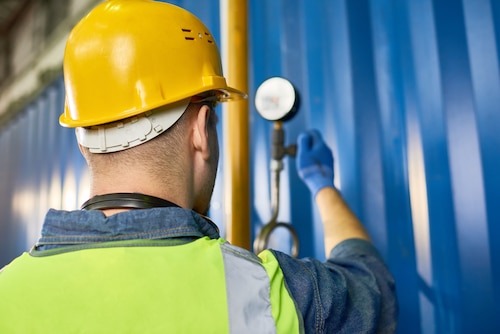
[{"x1": 296, "y1": 130, "x2": 370, "y2": 257}]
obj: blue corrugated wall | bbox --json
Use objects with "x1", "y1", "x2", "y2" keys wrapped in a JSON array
[{"x1": 0, "y1": 0, "x2": 499, "y2": 333}]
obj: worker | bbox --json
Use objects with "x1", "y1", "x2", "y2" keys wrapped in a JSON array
[{"x1": 0, "y1": 0, "x2": 397, "y2": 333}]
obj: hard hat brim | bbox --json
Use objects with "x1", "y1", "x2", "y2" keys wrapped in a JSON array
[{"x1": 217, "y1": 86, "x2": 248, "y2": 102}]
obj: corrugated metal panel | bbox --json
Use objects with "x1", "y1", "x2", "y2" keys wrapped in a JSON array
[
  {"x1": 249, "y1": 1, "x2": 500, "y2": 333},
  {"x1": 0, "y1": 0, "x2": 499, "y2": 333},
  {"x1": 0, "y1": 78, "x2": 89, "y2": 266}
]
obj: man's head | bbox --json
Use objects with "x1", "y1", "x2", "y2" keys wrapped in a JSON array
[
  {"x1": 78, "y1": 95, "x2": 220, "y2": 215},
  {"x1": 60, "y1": 0, "x2": 245, "y2": 130},
  {"x1": 61, "y1": 0, "x2": 246, "y2": 214}
]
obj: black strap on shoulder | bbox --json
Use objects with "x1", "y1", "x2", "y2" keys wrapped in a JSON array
[{"x1": 81, "y1": 193, "x2": 180, "y2": 211}]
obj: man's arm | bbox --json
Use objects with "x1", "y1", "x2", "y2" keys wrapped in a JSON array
[
  {"x1": 290, "y1": 130, "x2": 397, "y2": 333},
  {"x1": 296, "y1": 129, "x2": 370, "y2": 257},
  {"x1": 316, "y1": 186, "x2": 370, "y2": 257}
]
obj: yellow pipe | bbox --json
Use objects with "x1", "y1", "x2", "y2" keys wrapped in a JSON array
[{"x1": 222, "y1": 0, "x2": 250, "y2": 249}]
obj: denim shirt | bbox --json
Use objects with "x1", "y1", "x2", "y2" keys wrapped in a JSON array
[{"x1": 34, "y1": 207, "x2": 398, "y2": 333}]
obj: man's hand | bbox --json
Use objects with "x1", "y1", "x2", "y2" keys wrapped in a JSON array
[{"x1": 296, "y1": 130, "x2": 334, "y2": 197}]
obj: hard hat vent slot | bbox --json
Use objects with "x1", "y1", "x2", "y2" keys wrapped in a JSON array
[
  {"x1": 204, "y1": 32, "x2": 213, "y2": 44},
  {"x1": 181, "y1": 28, "x2": 213, "y2": 43},
  {"x1": 182, "y1": 28, "x2": 194, "y2": 40}
]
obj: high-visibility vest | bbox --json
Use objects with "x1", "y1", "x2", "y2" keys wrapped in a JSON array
[{"x1": 0, "y1": 237, "x2": 302, "y2": 333}]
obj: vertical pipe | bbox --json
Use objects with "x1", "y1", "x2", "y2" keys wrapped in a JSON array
[{"x1": 220, "y1": 0, "x2": 250, "y2": 249}]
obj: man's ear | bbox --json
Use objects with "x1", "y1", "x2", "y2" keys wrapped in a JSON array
[
  {"x1": 192, "y1": 104, "x2": 211, "y2": 160},
  {"x1": 78, "y1": 143, "x2": 90, "y2": 161}
]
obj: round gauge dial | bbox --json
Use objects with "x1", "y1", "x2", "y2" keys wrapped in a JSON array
[{"x1": 255, "y1": 77, "x2": 299, "y2": 122}]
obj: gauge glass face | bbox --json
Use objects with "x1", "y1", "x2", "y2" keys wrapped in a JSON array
[{"x1": 255, "y1": 77, "x2": 297, "y2": 121}]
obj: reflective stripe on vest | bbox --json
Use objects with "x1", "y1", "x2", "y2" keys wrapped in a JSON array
[{"x1": 0, "y1": 238, "x2": 301, "y2": 333}]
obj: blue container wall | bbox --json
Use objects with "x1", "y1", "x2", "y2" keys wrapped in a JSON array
[
  {"x1": 0, "y1": 0, "x2": 499, "y2": 333},
  {"x1": 249, "y1": 1, "x2": 500, "y2": 333},
  {"x1": 0, "y1": 79, "x2": 88, "y2": 265}
]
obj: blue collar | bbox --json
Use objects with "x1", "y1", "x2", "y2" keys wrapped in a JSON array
[{"x1": 35, "y1": 207, "x2": 220, "y2": 250}]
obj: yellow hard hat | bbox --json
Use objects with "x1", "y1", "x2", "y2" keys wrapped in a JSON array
[{"x1": 60, "y1": 0, "x2": 246, "y2": 128}]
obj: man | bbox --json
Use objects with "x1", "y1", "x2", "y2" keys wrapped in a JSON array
[{"x1": 0, "y1": 1, "x2": 397, "y2": 333}]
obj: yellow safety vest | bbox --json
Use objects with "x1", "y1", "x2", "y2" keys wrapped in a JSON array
[{"x1": 0, "y1": 237, "x2": 302, "y2": 333}]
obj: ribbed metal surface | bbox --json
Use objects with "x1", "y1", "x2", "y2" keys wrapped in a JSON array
[
  {"x1": 0, "y1": 0, "x2": 499, "y2": 333},
  {"x1": 249, "y1": 1, "x2": 500, "y2": 333},
  {"x1": 0, "y1": 79, "x2": 88, "y2": 264}
]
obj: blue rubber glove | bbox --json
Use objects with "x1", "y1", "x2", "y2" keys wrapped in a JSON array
[{"x1": 296, "y1": 130, "x2": 334, "y2": 197}]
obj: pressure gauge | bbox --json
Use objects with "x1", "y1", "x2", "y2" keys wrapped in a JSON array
[{"x1": 255, "y1": 77, "x2": 299, "y2": 122}]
